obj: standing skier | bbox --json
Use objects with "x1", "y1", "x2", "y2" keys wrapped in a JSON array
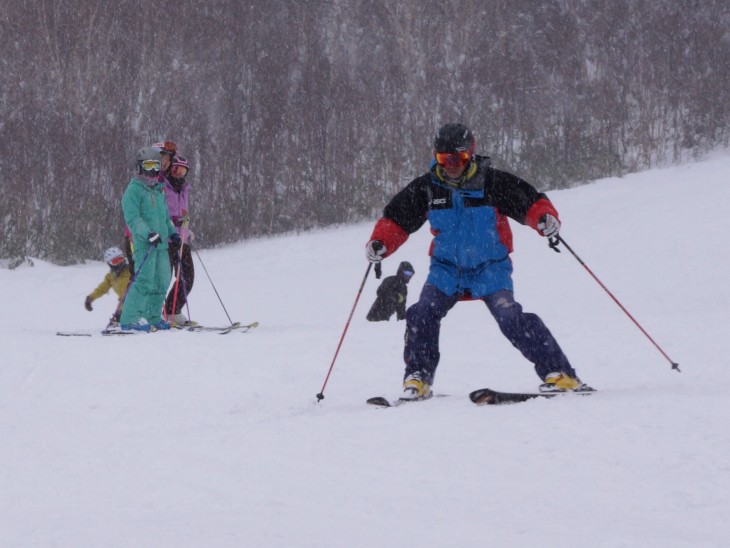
[
  {"x1": 366, "y1": 261, "x2": 415, "y2": 322},
  {"x1": 161, "y1": 154, "x2": 195, "y2": 325},
  {"x1": 118, "y1": 147, "x2": 180, "y2": 332},
  {"x1": 122, "y1": 141, "x2": 177, "y2": 274},
  {"x1": 365, "y1": 123, "x2": 592, "y2": 400}
]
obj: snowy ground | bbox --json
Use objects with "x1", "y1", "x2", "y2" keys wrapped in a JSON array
[{"x1": 1, "y1": 154, "x2": 729, "y2": 547}]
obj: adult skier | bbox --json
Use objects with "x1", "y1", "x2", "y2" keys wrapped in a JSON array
[
  {"x1": 161, "y1": 154, "x2": 195, "y2": 325},
  {"x1": 118, "y1": 147, "x2": 180, "y2": 332},
  {"x1": 365, "y1": 123, "x2": 592, "y2": 400}
]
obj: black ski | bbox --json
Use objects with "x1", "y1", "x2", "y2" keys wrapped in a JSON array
[
  {"x1": 366, "y1": 394, "x2": 449, "y2": 407},
  {"x1": 469, "y1": 387, "x2": 594, "y2": 405},
  {"x1": 366, "y1": 396, "x2": 396, "y2": 407}
]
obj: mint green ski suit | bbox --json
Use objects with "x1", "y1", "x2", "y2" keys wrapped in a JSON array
[{"x1": 120, "y1": 175, "x2": 177, "y2": 326}]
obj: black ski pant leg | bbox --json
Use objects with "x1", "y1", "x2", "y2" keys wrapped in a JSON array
[
  {"x1": 165, "y1": 243, "x2": 195, "y2": 315},
  {"x1": 483, "y1": 289, "x2": 576, "y2": 380},
  {"x1": 403, "y1": 284, "x2": 459, "y2": 385},
  {"x1": 176, "y1": 244, "x2": 194, "y2": 312},
  {"x1": 164, "y1": 245, "x2": 178, "y2": 315}
]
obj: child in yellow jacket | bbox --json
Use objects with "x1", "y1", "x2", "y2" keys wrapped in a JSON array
[{"x1": 85, "y1": 247, "x2": 131, "y2": 324}]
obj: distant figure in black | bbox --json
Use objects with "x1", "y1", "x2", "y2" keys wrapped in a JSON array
[{"x1": 367, "y1": 261, "x2": 415, "y2": 322}]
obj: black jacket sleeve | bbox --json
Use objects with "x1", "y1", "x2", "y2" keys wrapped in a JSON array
[
  {"x1": 382, "y1": 175, "x2": 432, "y2": 235},
  {"x1": 486, "y1": 168, "x2": 549, "y2": 225}
]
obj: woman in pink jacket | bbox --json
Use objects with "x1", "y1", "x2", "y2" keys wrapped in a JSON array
[{"x1": 162, "y1": 154, "x2": 195, "y2": 325}]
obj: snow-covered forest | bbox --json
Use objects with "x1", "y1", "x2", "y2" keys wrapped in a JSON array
[{"x1": 2, "y1": 1, "x2": 729, "y2": 264}]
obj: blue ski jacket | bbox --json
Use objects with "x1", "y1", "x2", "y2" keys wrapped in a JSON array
[{"x1": 369, "y1": 156, "x2": 559, "y2": 298}]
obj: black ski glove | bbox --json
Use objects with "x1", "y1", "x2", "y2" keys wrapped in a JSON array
[
  {"x1": 148, "y1": 232, "x2": 162, "y2": 246},
  {"x1": 84, "y1": 296, "x2": 93, "y2": 311}
]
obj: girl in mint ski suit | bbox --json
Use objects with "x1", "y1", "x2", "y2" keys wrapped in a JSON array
[{"x1": 120, "y1": 173, "x2": 177, "y2": 327}]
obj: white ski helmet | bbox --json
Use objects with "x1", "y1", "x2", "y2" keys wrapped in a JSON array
[{"x1": 103, "y1": 247, "x2": 125, "y2": 265}]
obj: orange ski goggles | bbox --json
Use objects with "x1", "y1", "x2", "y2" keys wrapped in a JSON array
[{"x1": 435, "y1": 151, "x2": 471, "y2": 168}]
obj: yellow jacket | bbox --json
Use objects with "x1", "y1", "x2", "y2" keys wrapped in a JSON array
[{"x1": 89, "y1": 270, "x2": 131, "y2": 302}]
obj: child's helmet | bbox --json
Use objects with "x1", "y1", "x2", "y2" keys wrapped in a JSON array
[
  {"x1": 171, "y1": 155, "x2": 189, "y2": 178},
  {"x1": 172, "y1": 154, "x2": 188, "y2": 169},
  {"x1": 103, "y1": 247, "x2": 128, "y2": 273},
  {"x1": 104, "y1": 247, "x2": 125, "y2": 264}
]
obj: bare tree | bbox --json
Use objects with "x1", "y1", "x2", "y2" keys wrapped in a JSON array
[{"x1": 1, "y1": 0, "x2": 728, "y2": 264}]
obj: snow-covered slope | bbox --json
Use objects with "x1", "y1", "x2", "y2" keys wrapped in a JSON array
[{"x1": 1, "y1": 154, "x2": 729, "y2": 547}]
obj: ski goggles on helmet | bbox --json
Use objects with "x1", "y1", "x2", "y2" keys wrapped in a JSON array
[
  {"x1": 141, "y1": 159, "x2": 161, "y2": 171},
  {"x1": 435, "y1": 151, "x2": 472, "y2": 168},
  {"x1": 108, "y1": 256, "x2": 126, "y2": 267}
]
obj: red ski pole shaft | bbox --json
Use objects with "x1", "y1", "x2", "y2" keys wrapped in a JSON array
[
  {"x1": 316, "y1": 262, "x2": 373, "y2": 401},
  {"x1": 555, "y1": 235, "x2": 680, "y2": 372}
]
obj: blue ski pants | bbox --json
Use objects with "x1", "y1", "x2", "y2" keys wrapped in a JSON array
[{"x1": 403, "y1": 284, "x2": 576, "y2": 384}]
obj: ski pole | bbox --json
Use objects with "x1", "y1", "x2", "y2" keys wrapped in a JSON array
[
  {"x1": 549, "y1": 235, "x2": 680, "y2": 372},
  {"x1": 316, "y1": 262, "x2": 374, "y2": 402},
  {"x1": 192, "y1": 246, "x2": 235, "y2": 326}
]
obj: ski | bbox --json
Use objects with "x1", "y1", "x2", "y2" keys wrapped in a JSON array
[
  {"x1": 56, "y1": 330, "x2": 137, "y2": 337},
  {"x1": 186, "y1": 321, "x2": 241, "y2": 333},
  {"x1": 184, "y1": 321, "x2": 259, "y2": 334},
  {"x1": 469, "y1": 387, "x2": 594, "y2": 405},
  {"x1": 57, "y1": 321, "x2": 259, "y2": 337},
  {"x1": 366, "y1": 394, "x2": 449, "y2": 408},
  {"x1": 170, "y1": 320, "x2": 200, "y2": 328}
]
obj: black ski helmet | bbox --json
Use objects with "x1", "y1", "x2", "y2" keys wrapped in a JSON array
[{"x1": 433, "y1": 123, "x2": 475, "y2": 154}]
